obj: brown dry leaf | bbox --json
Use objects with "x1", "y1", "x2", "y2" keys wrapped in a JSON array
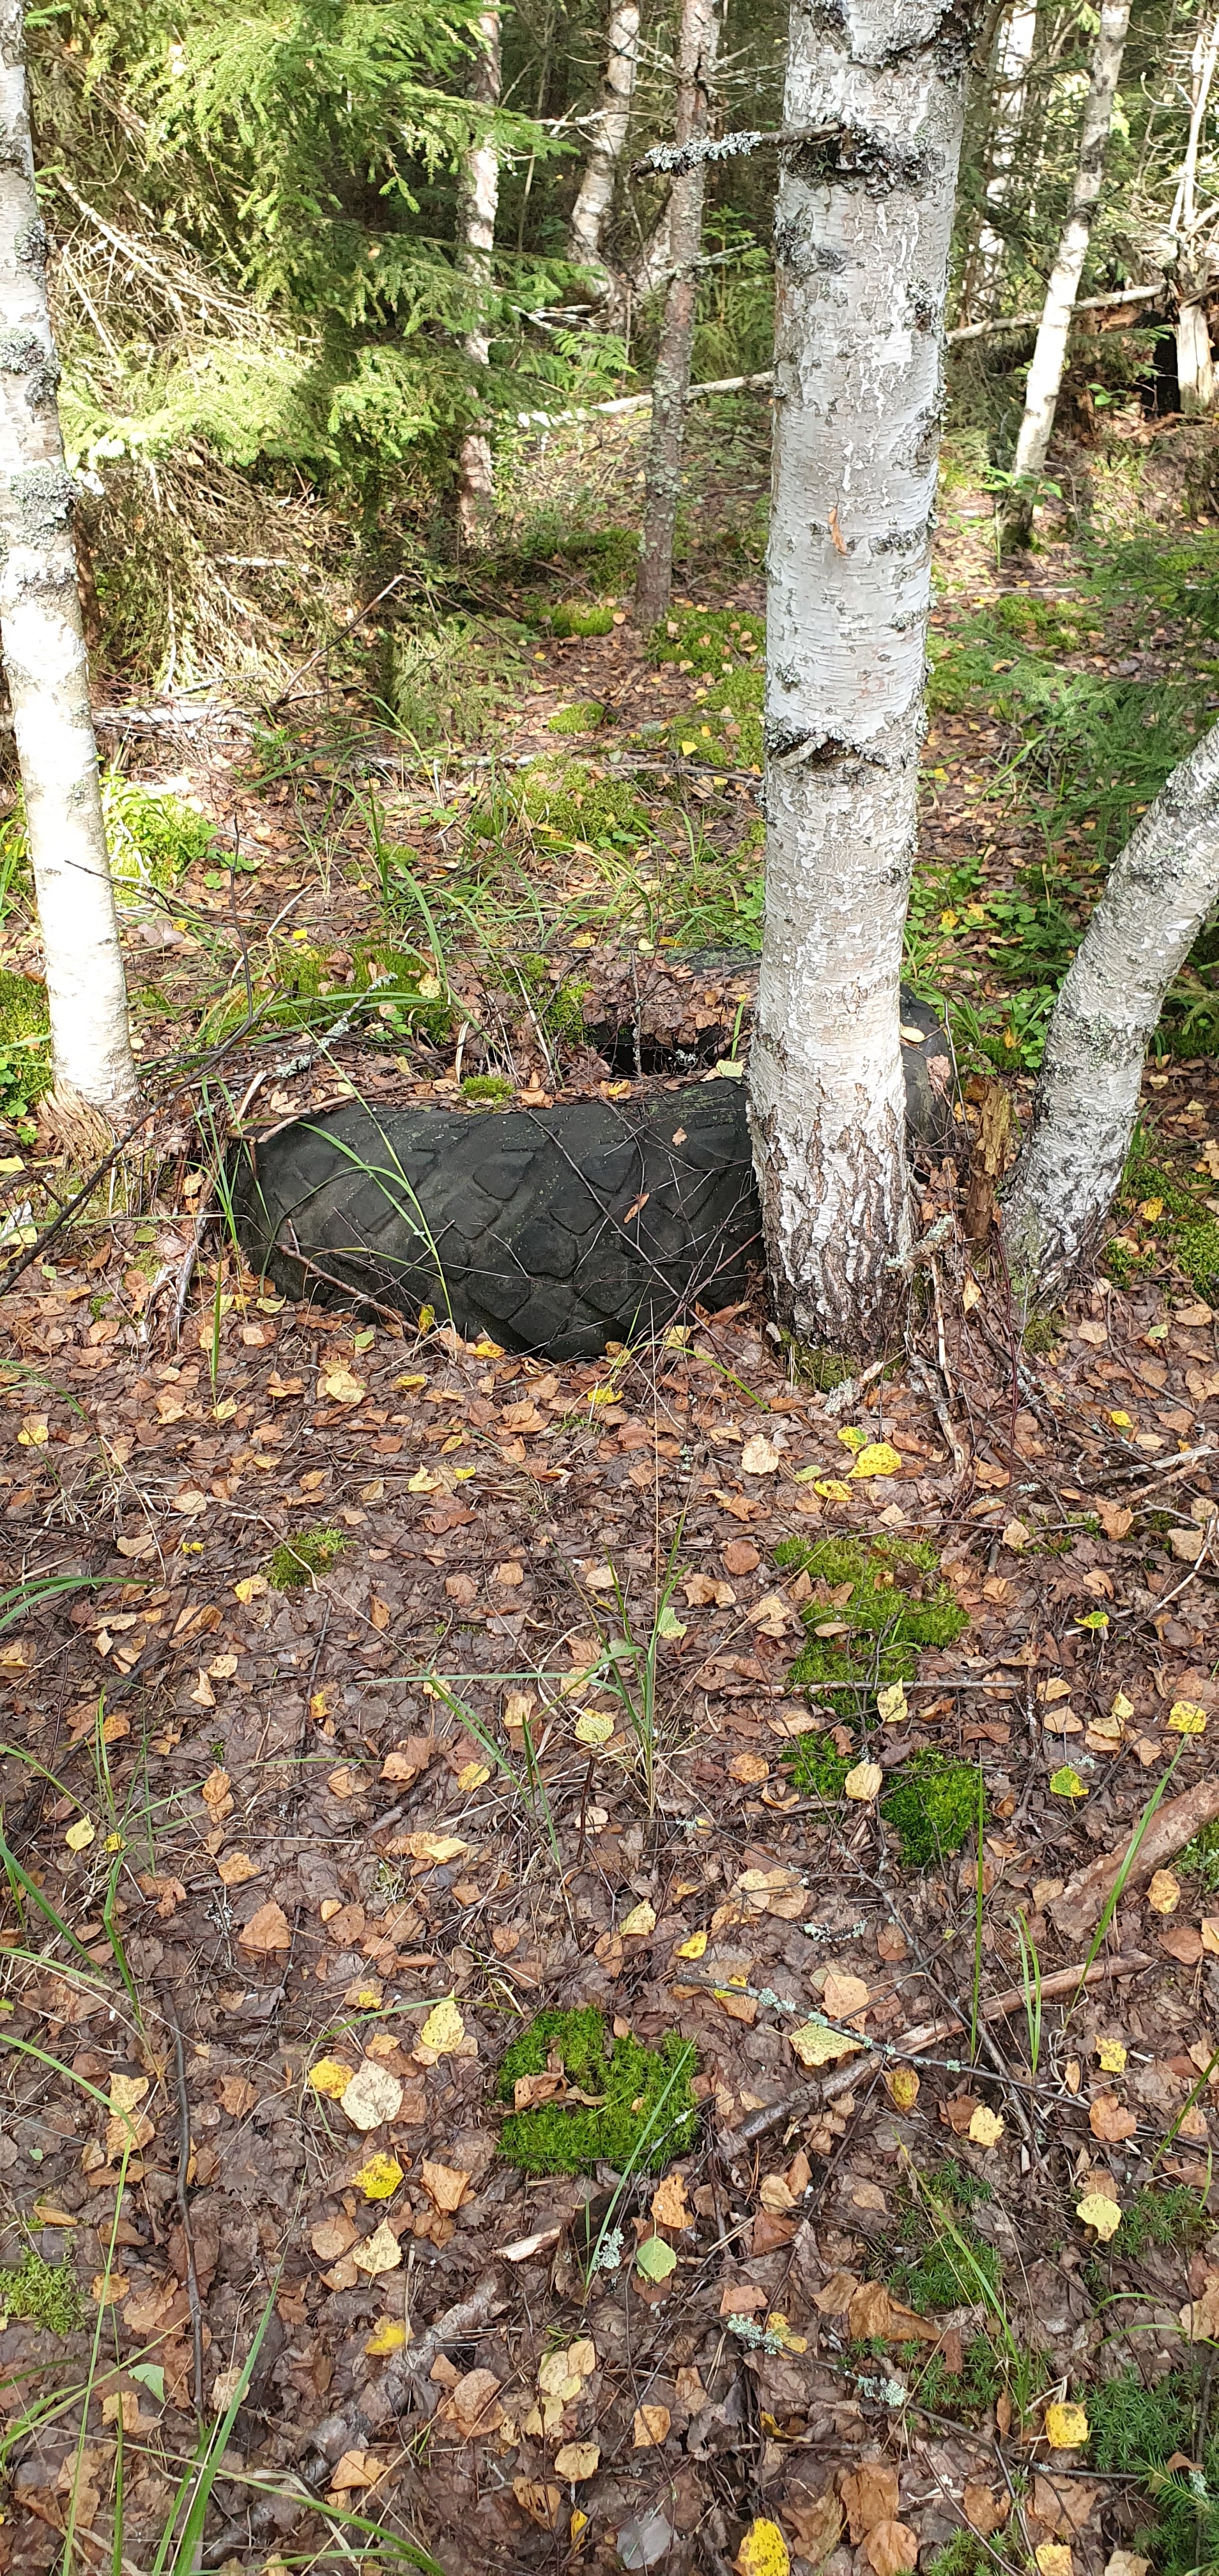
[
  {"x1": 513, "y1": 2479, "x2": 562, "y2": 2531},
  {"x1": 328, "y1": 2450, "x2": 383, "y2": 2494},
  {"x1": 823, "y1": 1970, "x2": 870, "y2": 2020},
  {"x1": 437, "y1": 2367, "x2": 504, "y2": 2437},
  {"x1": 865, "y1": 2522, "x2": 919, "y2": 2576},
  {"x1": 1032, "y1": 2476, "x2": 1101, "y2": 2537},
  {"x1": 847, "y1": 2281, "x2": 937, "y2": 2345},
  {"x1": 840, "y1": 2465, "x2": 900, "y2": 2542},
  {"x1": 310, "y1": 2214, "x2": 358, "y2": 2261},
  {"x1": 370, "y1": 1596, "x2": 392, "y2": 1632},
  {"x1": 812, "y1": 2269, "x2": 858, "y2": 2315},
  {"x1": 553, "y1": 2441, "x2": 600, "y2": 2480},
  {"x1": 352, "y1": 2218, "x2": 402, "y2": 2276},
  {"x1": 963, "y1": 2485, "x2": 1009, "y2": 2539},
  {"x1": 1162, "y1": 1925, "x2": 1205, "y2": 1965},
  {"x1": 218, "y1": 2074, "x2": 257, "y2": 2117},
  {"x1": 1089, "y1": 2092, "x2": 1138, "y2": 2143},
  {"x1": 650, "y1": 2172, "x2": 693, "y2": 2230},
  {"x1": 237, "y1": 1899, "x2": 291, "y2": 1953},
  {"x1": 940, "y1": 2094, "x2": 981, "y2": 2136},
  {"x1": 785, "y1": 2492, "x2": 843, "y2": 2561},
  {"x1": 1180, "y1": 2274, "x2": 1219, "y2": 2340},
  {"x1": 421, "y1": 2159, "x2": 471, "y2": 2214},
  {"x1": 201, "y1": 1767, "x2": 233, "y2": 1823},
  {"x1": 728, "y1": 1751, "x2": 770, "y2": 1785},
  {"x1": 215, "y1": 1851, "x2": 259, "y2": 1889},
  {"x1": 1035, "y1": 2550, "x2": 1073, "y2": 2576},
  {"x1": 632, "y1": 2404, "x2": 671, "y2": 2448}
]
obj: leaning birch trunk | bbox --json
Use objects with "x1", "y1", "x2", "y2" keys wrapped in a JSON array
[
  {"x1": 455, "y1": 4, "x2": 502, "y2": 553},
  {"x1": 1001, "y1": 718, "x2": 1219, "y2": 1290},
  {"x1": 1001, "y1": 0, "x2": 1131, "y2": 546},
  {"x1": 0, "y1": 0, "x2": 135, "y2": 1124},
  {"x1": 631, "y1": 0, "x2": 719, "y2": 629},
  {"x1": 748, "y1": 0, "x2": 975, "y2": 1351},
  {"x1": 569, "y1": 0, "x2": 640, "y2": 277}
]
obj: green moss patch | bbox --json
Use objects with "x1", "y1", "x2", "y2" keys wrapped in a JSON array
[
  {"x1": 460, "y1": 1073, "x2": 514, "y2": 1103},
  {"x1": 470, "y1": 759, "x2": 650, "y2": 852},
  {"x1": 1088, "y1": 2368, "x2": 1219, "y2": 2576},
  {"x1": 649, "y1": 606, "x2": 763, "y2": 678},
  {"x1": 1112, "y1": 2184, "x2": 1210, "y2": 2256},
  {"x1": 548, "y1": 702, "x2": 604, "y2": 733},
  {"x1": 1107, "y1": 1148, "x2": 1219, "y2": 1298},
  {"x1": 266, "y1": 1526, "x2": 345, "y2": 1590},
  {"x1": 774, "y1": 1533, "x2": 967, "y2": 1694},
  {"x1": 882, "y1": 1749, "x2": 983, "y2": 1869},
  {"x1": 885, "y1": 2161, "x2": 1000, "y2": 2310},
  {"x1": 0, "y1": 967, "x2": 51, "y2": 1131},
  {"x1": 549, "y1": 602, "x2": 615, "y2": 638},
  {"x1": 671, "y1": 665, "x2": 763, "y2": 769},
  {"x1": 496, "y1": 2007, "x2": 698, "y2": 2175},
  {"x1": 0, "y1": 2247, "x2": 84, "y2": 2334}
]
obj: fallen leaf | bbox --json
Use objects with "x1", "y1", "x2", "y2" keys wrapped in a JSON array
[
  {"x1": 741, "y1": 1434, "x2": 781, "y2": 1475},
  {"x1": 1035, "y1": 2550, "x2": 1073, "y2": 2576},
  {"x1": 417, "y1": 1997, "x2": 466, "y2": 2055},
  {"x1": 728, "y1": 1751, "x2": 770, "y2": 1784},
  {"x1": 1050, "y1": 1767, "x2": 1087, "y2": 1800},
  {"x1": 554, "y1": 2441, "x2": 599, "y2": 2480},
  {"x1": 340, "y1": 2062, "x2": 404, "y2": 2130},
  {"x1": 308, "y1": 2057, "x2": 355, "y2": 2099},
  {"x1": 785, "y1": 2492, "x2": 842, "y2": 2561},
  {"x1": 620, "y1": 1899, "x2": 656, "y2": 1938},
  {"x1": 848, "y1": 1443, "x2": 902, "y2": 1480},
  {"x1": 353, "y1": 2218, "x2": 402, "y2": 2276},
  {"x1": 790, "y1": 2021, "x2": 862, "y2": 2067},
  {"x1": 969, "y1": 2105, "x2": 1005, "y2": 2149},
  {"x1": 328, "y1": 2450, "x2": 384, "y2": 2494},
  {"x1": 1149, "y1": 1870, "x2": 1182, "y2": 1913},
  {"x1": 438, "y1": 2366, "x2": 504, "y2": 2436},
  {"x1": 963, "y1": 2484, "x2": 1009, "y2": 2539},
  {"x1": 1045, "y1": 2402, "x2": 1090, "y2": 2450},
  {"x1": 574, "y1": 1709, "x2": 614, "y2": 1747},
  {"x1": 215, "y1": 1850, "x2": 259, "y2": 1889},
  {"x1": 421, "y1": 2159, "x2": 471, "y2": 2214},
  {"x1": 310, "y1": 2215, "x2": 358, "y2": 2261},
  {"x1": 1103, "y1": 2557, "x2": 1149, "y2": 2576},
  {"x1": 650, "y1": 2172, "x2": 693, "y2": 2230},
  {"x1": 352, "y1": 2153, "x2": 404, "y2": 2200},
  {"x1": 823, "y1": 1970, "x2": 870, "y2": 2020},
  {"x1": 885, "y1": 2067, "x2": 920, "y2": 2113},
  {"x1": 632, "y1": 2403, "x2": 671, "y2": 2448},
  {"x1": 1077, "y1": 2192, "x2": 1123, "y2": 2242},
  {"x1": 1089, "y1": 2092, "x2": 1137, "y2": 2143},
  {"x1": 365, "y1": 2318, "x2": 408, "y2": 2356},
  {"x1": 675, "y1": 1929, "x2": 708, "y2": 1960},
  {"x1": 218, "y1": 2074, "x2": 257, "y2": 2117},
  {"x1": 865, "y1": 2522, "x2": 919, "y2": 2576},
  {"x1": 65, "y1": 1816, "x2": 95, "y2": 1853},
  {"x1": 1169, "y1": 1701, "x2": 1208, "y2": 1735},
  {"x1": 237, "y1": 1900, "x2": 290, "y2": 1952},
  {"x1": 635, "y1": 2235, "x2": 677, "y2": 2281},
  {"x1": 514, "y1": 2478, "x2": 562, "y2": 2531},
  {"x1": 1096, "y1": 2037, "x2": 1128, "y2": 2073},
  {"x1": 844, "y1": 1761, "x2": 883, "y2": 1801},
  {"x1": 841, "y1": 2465, "x2": 900, "y2": 2542},
  {"x1": 737, "y1": 2520, "x2": 790, "y2": 2576},
  {"x1": 877, "y1": 1682, "x2": 908, "y2": 1725}
]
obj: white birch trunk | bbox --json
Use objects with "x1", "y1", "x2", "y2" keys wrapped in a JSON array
[
  {"x1": 632, "y1": 0, "x2": 719, "y2": 629},
  {"x1": 1172, "y1": 13, "x2": 1219, "y2": 416},
  {"x1": 747, "y1": 0, "x2": 973, "y2": 1351},
  {"x1": 456, "y1": 5, "x2": 502, "y2": 552},
  {"x1": 971, "y1": 0, "x2": 1038, "y2": 314},
  {"x1": 1177, "y1": 299, "x2": 1216, "y2": 417},
  {"x1": 1002, "y1": 717, "x2": 1219, "y2": 1289},
  {"x1": 0, "y1": 0, "x2": 135, "y2": 1123},
  {"x1": 1006, "y1": 0, "x2": 1131, "y2": 529},
  {"x1": 569, "y1": 0, "x2": 640, "y2": 274}
]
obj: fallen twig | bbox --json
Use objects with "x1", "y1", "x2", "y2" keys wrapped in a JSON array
[
  {"x1": 158, "y1": 1988, "x2": 204, "y2": 2411},
  {"x1": 1050, "y1": 1778, "x2": 1219, "y2": 1941}
]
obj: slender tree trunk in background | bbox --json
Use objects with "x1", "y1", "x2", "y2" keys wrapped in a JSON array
[
  {"x1": 631, "y1": 0, "x2": 719, "y2": 629},
  {"x1": 1172, "y1": 11, "x2": 1219, "y2": 416},
  {"x1": 748, "y1": 0, "x2": 975, "y2": 1354},
  {"x1": 1001, "y1": 0, "x2": 1131, "y2": 546},
  {"x1": 970, "y1": 0, "x2": 1038, "y2": 316},
  {"x1": 1002, "y1": 720, "x2": 1219, "y2": 1290},
  {"x1": 0, "y1": 0, "x2": 135, "y2": 1123},
  {"x1": 455, "y1": 4, "x2": 502, "y2": 553},
  {"x1": 569, "y1": 0, "x2": 640, "y2": 278}
]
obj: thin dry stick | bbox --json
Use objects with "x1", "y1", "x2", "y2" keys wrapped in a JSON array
[{"x1": 159, "y1": 1989, "x2": 204, "y2": 2411}]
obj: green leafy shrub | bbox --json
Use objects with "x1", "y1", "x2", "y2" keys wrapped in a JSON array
[
  {"x1": 267, "y1": 1527, "x2": 345, "y2": 1590},
  {"x1": 1178, "y1": 1821, "x2": 1219, "y2": 1894},
  {"x1": 104, "y1": 778, "x2": 217, "y2": 886},
  {"x1": 380, "y1": 617, "x2": 526, "y2": 749},
  {"x1": 496, "y1": 2007, "x2": 698, "y2": 2175},
  {"x1": 774, "y1": 1533, "x2": 967, "y2": 1694},
  {"x1": 0, "y1": 2247, "x2": 84, "y2": 2334}
]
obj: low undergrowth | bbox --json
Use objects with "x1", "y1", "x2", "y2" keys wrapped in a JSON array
[
  {"x1": 266, "y1": 1526, "x2": 346, "y2": 1589},
  {"x1": 496, "y1": 2007, "x2": 699, "y2": 2175},
  {"x1": 774, "y1": 1533, "x2": 968, "y2": 1694}
]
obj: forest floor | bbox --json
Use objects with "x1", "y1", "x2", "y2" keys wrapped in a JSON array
[{"x1": 4, "y1": 401, "x2": 1219, "y2": 2576}]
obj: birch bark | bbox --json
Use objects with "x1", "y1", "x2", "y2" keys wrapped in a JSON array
[
  {"x1": 970, "y1": 0, "x2": 1038, "y2": 315},
  {"x1": 1002, "y1": 719, "x2": 1219, "y2": 1289},
  {"x1": 569, "y1": 0, "x2": 640, "y2": 275},
  {"x1": 1172, "y1": 11, "x2": 1219, "y2": 416},
  {"x1": 1002, "y1": 0, "x2": 1131, "y2": 543},
  {"x1": 631, "y1": 0, "x2": 719, "y2": 629},
  {"x1": 0, "y1": 0, "x2": 135, "y2": 1122},
  {"x1": 455, "y1": 5, "x2": 502, "y2": 552},
  {"x1": 748, "y1": 0, "x2": 975, "y2": 1351}
]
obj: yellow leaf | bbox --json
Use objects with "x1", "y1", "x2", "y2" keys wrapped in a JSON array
[
  {"x1": 456, "y1": 1760, "x2": 491, "y2": 1790},
  {"x1": 1096, "y1": 2037, "x2": 1127, "y2": 2074},
  {"x1": 1110, "y1": 1691, "x2": 1135, "y2": 1724},
  {"x1": 790, "y1": 2021, "x2": 863, "y2": 2068},
  {"x1": 844, "y1": 1761, "x2": 883, "y2": 1801},
  {"x1": 365, "y1": 2318, "x2": 408, "y2": 2356},
  {"x1": 1169, "y1": 1701, "x2": 1208, "y2": 1735},
  {"x1": 353, "y1": 2152, "x2": 404, "y2": 2200},
  {"x1": 233, "y1": 1576, "x2": 268, "y2": 1604},
  {"x1": 885, "y1": 2067, "x2": 920, "y2": 2113},
  {"x1": 18, "y1": 1413, "x2": 48, "y2": 1446},
  {"x1": 320, "y1": 1368, "x2": 365, "y2": 1406},
  {"x1": 1077, "y1": 2192, "x2": 1122, "y2": 2242},
  {"x1": 675, "y1": 1929, "x2": 707, "y2": 1960},
  {"x1": 737, "y1": 2518, "x2": 790, "y2": 2576},
  {"x1": 814, "y1": 1479, "x2": 853, "y2": 1502},
  {"x1": 968, "y1": 2106, "x2": 1004, "y2": 2149},
  {"x1": 848, "y1": 1442, "x2": 903, "y2": 1480},
  {"x1": 407, "y1": 1468, "x2": 441, "y2": 1493},
  {"x1": 1110, "y1": 1410, "x2": 1132, "y2": 1428},
  {"x1": 620, "y1": 1899, "x2": 656, "y2": 1938},
  {"x1": 417, "y1": 1997, "x2": 465, "y2": 2055},
  {"x1": 65, "y1": 1816, "x2": 95, "y2": 1852},
  {"x1": 1138, "y1": 1198, "x2": 1163, "y2": 1221},
  {"x1": 574, "y1": 1710, "x2": 615, "y2": 1749},
  {"x1": 877, "y1": 1682, "x2": 908, "y2": 1726},
  {"x1": 1147, "y1": 1869, "x2": 1181, "y2": 1914},
  {"x1": 680, "y1": 738, "x2": 698, "y2": 756},
  {"x1": 837, "y1": 1425, "x2": 867, "y2": 1453},
  {"x1": 1035, "y1": 2550, "x2": 1073, "y2": 2576},
  {"x1": 554, "y1": 2442, "x2": 599, "y2": 2481},
  {"x1": 308, "y1": 2057, "x2": 355, "y2": 2099},
  {"x1": 1045, "y1": 2402, "x2": 1089, "y2": 2450}
]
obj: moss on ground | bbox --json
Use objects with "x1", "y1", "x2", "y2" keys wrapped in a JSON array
[
  {"x1": 548, "y1": 702, "x2": 604, "y2": 733},
  {"x1": 496, "y1": 2007, "x2": 698, "y2": 2175},
  {"x1": 649, "y1": 606, "x2": 763, "y2": 678},
  {"x1": 0, "y1": 967, "x2": 51, "y2": 1127},
  {"x1": 885, "y1": 2161, "x2": 1000, "y2": 2310},
  {"x1": 267, "y1": 1526, "x2": 345, "y2": 1590},
  {"x1": 670, "y1": 665, "x2": 763, "y2": 769},
  {"x1": 471, "y1": 759, "x2": 650, "y2": 851},
  {"x1": 774, "y1": 1532, "x2": 967, "y2": 1694},
  {"x1": 549, "y1": 602, "x2": 615, "y2": 638},
  {"x1": 1112, "y1": 2184, "x2": 1211, "y2": 2255},
  {"x1": 1088, "y1": 2368, "x2": 1219, "y2": 2576},
  {"x1": 882, "y1": 1750, "x2": 983, "y2": 1869},
  {"x1": 461, "y1": 1073, "x2": 514, "y2": 1103},
  {"x1": 1107, "y1": 1147, "x2": 1219, "y2": 1299},
  {"x1": 0, "y1": 2247, "x2": 84, "y2": 2334}
]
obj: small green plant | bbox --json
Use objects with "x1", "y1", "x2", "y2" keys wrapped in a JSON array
[
  {"x1": 907, "y1": 2335, "x2": 1004, "y2": 2422},
  {"x1": 1178, "y1": 1819, "x2": 1219, "y2": 1893},
  {"x1": 1114, "y1": 2186, "x2": 1211, "y2": 2257},
  {"x1": 549, "y1": 602, "x2": 615, "y2": 638},
  {"x1": 0, "y1": 2246, "x2": 84, "y2": 2335},
  {"x1": 103, "y1": 777, "x2": 217, "y2": 886},
  {"x1": 497, "y1": 2007, "x2": 698, "y2": 2175},
  {"x1": 0, "y1": 967, "x2": 50, "y2": 1135},
  {"x1": 266, "y1": 1527, "x2": 345, "y2": 1590},
  {"x1": 923, "y1": 2536, "x2": 990, "y2": 2576},
  {"x1": 379, "y1": 614, "x2": 526, "y2": 748},
  {"x1": 548, "y1": 701, "x2": 604, "y2": 733},
  {"x1": 882, "y1": 1750, "x2": 985, "y2": 1870},
  {"x1": 650, "y1": 605, "x2": 763, "y2": 678},
  {"x1": 774, "y1": 1533, "x2": 967, "y2": 1694},
  {"x1": 1089, "y1": 2368, "x2": 1219, "y2": 2576},
  {"x1": 886, "y1": 2164, "x2": 1000, "y2": 2311},
  {"x1": 460, "y1": 1073, "x2": 514, "y2": 1103}
]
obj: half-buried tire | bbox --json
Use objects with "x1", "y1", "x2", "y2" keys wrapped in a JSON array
[
  {"x1": 231, "y1": 1081, "x2": 759, "y2": 1361},
  {"x1": 232, "y1": 992, "x2": 951, "y2": 1360}
]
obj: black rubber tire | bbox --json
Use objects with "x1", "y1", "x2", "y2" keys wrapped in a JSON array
[{"x1": 231, "y1": 1081, "x2": 760, "y2": 1360}]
